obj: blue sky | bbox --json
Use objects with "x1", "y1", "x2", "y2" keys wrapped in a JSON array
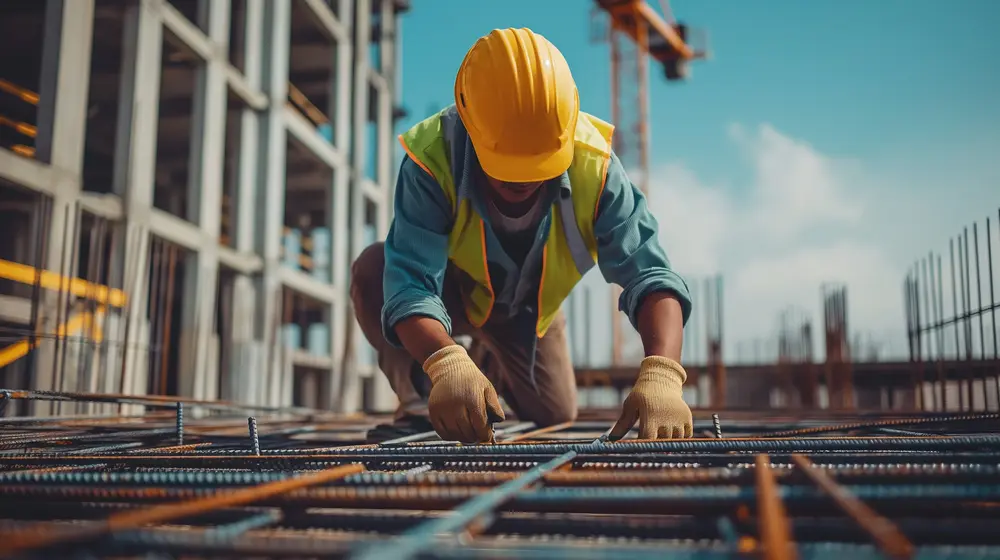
[{"x1": 393, "y1": 0, "x2": 1000, "y2": 366}]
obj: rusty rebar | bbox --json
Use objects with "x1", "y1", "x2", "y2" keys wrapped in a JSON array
[
  {"x1": 754, "y1": 454, "x2": 796, "y2": 560},
  {"x1": 1, "y1": 390, "x2": 999, "y2": 558},
  {"x1": 791, "y1": 453, "x2": 914, "y2": 560},
  {"x1": 0, "y1": 463, "x2": 365, "y2": 556}
]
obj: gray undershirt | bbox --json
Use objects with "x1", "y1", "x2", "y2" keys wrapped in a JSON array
[{"x1": 484, "y1": 190, "x2": 550, "y2": 319}]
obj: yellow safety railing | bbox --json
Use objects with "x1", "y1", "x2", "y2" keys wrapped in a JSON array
[
  {"x1": 0, "y1": 259, "x2": 126, "y2": 369},
  {"x1": 0, "y1": 305, "x2": 105, "y2": 369},
  {"x1": 0, "y1": 259, "x2": 127, "y2": 308}
]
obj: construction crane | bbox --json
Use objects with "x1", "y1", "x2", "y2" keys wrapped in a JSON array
[{"x1": 591, "y1": 0, "x2": 707, "y2": 366}]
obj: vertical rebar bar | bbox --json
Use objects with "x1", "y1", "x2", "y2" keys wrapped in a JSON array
[
  {"x1": 988, "y1": 215, "x2": 999, "y2": 409},
  {"x1": 160, "y1": 245, "x2": 179, "y2": 396},
  {"x1": 920, "y1": 258, "x2": 933, "y2": 410},
  {"x1": 937, "y1": 254, "x2": 948, "y2": 411},
  {"x1": 908, "y1": 273, "x2": 916, "y2": 362},
  {"x1": 922, "y1": 258, "x2": 933, "y2": 361},
  {"x1": 79, "y1": 215, "x2": 100, "y2": 403},
  {"x1": 974, "y1": 223, "x2": 988, "y2": 408},
  {"x1": 927, "y1": 253, "x2": 942, "y2": 411},
  {"x1": 176, "y1": 402, "x2": 184, "y2": 446},
  {"x1": 248, "y1": 417, "x2": 260, "y2": 455},
  {"x1": 958, "y1": 235, "x2": 969, "y2": 410},
  {"x1": 950, "y1": 238, "x2": 962, "y2": 411},
  {"x1": 713, "y1": 414, "x2": 722, "y2": 439},
  {"x1": 964, "y1": 228, "x2": 974, "y2": 409},
  {"x1": 25, "y1": 197, "x2": 42, "y2": 391},
  {"x1": 51, "y1": 203, "x2": 71, "y2": 413},
  {"x1": 926, "y1": 255, "x2": 938, "y2": 410},
  {"x1": 148, "y1": 237, "x2": 164, "y2": 398},
  {"x1": 912, "y1": 266, "x2": 922, "y2": 410},
  {"x1": 118, "y1": 227, "x2": 141, "y2": 408},
  {"x1": 26, "y1": 196, "x2": 53, "y2": 412},
  {"x1": 95, "y1": 218, "x2": 113, "y2": 405},
  {"x1": 57, "y1": 200, "x2": 78, "y2": 414}
]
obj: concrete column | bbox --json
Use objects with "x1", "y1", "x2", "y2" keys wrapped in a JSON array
[
  {"x1": 327, "y1": 0, "x2": 355, "y2": 412},
  {"x1": 111, "y1": 0, "x2": 164, "y2": 407},
  {"x1": 228, "y1": 0, "x2": 265, "y2": 403},
  {"x1": 178, "y1": 0, "x2": 230, "y2": 400},
  {"x1": 335, "y1": 0, "x2": 373, "y2": 414},
  {"x1": 30, "y1": 0, "x2": 96, "y2": 410},
  {"x1": 255, "y1": 0, "x2": 291, "y2": 407}
]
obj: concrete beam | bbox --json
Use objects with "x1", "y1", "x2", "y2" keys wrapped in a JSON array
[
  {"x1": 278, "y1": 266, "x2": 337, "y2": 305},
  {"x1": 0, "y1": 151, "x2": 58, "y2": 197},
  {"x1": 284, "y1": 105, "x2": 348, "y2": 169},
  {"x1": 301, "y1": 0, "x2": 350, "y2": 43}
]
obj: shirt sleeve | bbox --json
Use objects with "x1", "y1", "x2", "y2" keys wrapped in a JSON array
[
  {"x1": 593, "y1": 150, "x2": 693, "y2": 329},
  {"x1": 380, "y1": 155, "x2": 454, "y2": 347}
]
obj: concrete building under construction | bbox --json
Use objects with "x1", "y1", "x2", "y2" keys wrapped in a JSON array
[
  {"x1": 2, "y1": 3, "x2": 1000, "y2": 557},
  {"x1": 0, "y1": 0, "x2": 409, "y2": 416}
]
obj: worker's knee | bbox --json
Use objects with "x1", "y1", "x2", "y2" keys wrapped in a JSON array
[
  {"x1": 350, "y1": 243, "x2": 385, "y2": 297},
  {"x1": 349, "y1": 243, "x2": 387, "y2": 324}
]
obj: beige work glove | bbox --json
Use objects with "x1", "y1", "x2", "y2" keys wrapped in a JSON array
[
  {"x1": 609, "y1": 356, "x2": 693, "y2": 440},
  {"x1": 423, "y1": 344, "x2": 505, "y2": 444}
]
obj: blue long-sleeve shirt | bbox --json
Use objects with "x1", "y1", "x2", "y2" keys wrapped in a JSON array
[{"x1": 380, "y1": 148, "x2": 692, "y2": 348}]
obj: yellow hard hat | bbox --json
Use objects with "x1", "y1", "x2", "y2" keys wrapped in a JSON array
[{"x1": 454, "y1": 28, "x2": 579, "y2": 184}]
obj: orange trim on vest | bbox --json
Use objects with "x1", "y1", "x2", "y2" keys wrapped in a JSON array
[
  {"x1": 593, "y1": 153, "x2": 611, "y2": 222},
  {"x1": 535, "y1": 244, "x2": 549, "y2": 338},
  {"x1": 397, "y1": 135, "x2": 436, "y2": 180},
  {"x1": 468, "y1": 217, "x2": 495, "y2": 328}
]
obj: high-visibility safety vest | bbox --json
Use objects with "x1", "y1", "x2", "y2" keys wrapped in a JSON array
[{"x1": 397, "y1": 105, "x2": 615, "y2": 338}]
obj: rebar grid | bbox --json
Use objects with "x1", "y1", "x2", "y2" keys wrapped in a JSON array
[{"x1": 1, "y1": 390, "x2": 999, "y2": 559}]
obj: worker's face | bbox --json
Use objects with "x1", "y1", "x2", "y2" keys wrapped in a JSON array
[{"x1": 485, "y1": 176, "x2": 545, "y2": 204}]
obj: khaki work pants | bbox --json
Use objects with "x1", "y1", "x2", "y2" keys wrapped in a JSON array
[{"x1": 350, "y1": 242, "x2": 578, "y2": 426}]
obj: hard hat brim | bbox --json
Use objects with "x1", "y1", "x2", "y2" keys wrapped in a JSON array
[{"x1": 474, "y1": 138, "x2": 574, "y2": 184}]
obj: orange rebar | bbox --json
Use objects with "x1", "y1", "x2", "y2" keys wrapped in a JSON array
[
  {"x1": 0, "y1": 79, "x2": 39, "y2": 105},
  {"x1": 754, "y1": 454, "x2": 797, "y2": 560},
  {"x1": 0, "y1": 462, "x2": 364, "y2": 557},
  {"x1": 791, "y1": 454, "x2": 914, "y2": 560}
]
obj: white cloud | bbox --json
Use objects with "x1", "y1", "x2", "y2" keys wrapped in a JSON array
[
  {"x1": 729, "y1": 123, "x2": 864, "y2": 240},
  {"x1": 569, "y1": 122, "x2": 998, "y2": 367},
  {"x1": 649, "y1": 163, "x2": 731, "y2": 275},
  {"x1": 646, "y1": 124, "x2": 920, "y2": 362}
]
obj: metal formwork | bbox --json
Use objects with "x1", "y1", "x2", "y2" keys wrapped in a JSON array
[{"x1": 1, "y1": 389, "x2": 999, "y2": 559}]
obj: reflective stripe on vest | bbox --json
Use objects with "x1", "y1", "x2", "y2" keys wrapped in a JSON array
[{"x1": 398, "y1": 105, "x2": 614, "y2": 337}]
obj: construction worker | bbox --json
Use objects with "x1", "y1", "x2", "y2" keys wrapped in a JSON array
[{"x1": 351, "y1": 28, "x2": 693, "y2": 444}]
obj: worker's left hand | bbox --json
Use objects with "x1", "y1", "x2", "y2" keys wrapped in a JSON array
[{"x1": 609, "y1": 356, "x2": 693, "y2": 440}]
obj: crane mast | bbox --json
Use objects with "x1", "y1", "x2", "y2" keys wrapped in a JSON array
[{"x1": 592, "y1": 0, "x2": 706, "y2": 366}]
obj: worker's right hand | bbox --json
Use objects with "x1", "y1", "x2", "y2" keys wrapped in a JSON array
[{"x1": 423, "y1": 344, "x2": 505, "y2": 443}]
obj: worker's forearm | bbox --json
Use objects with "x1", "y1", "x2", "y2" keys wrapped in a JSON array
[
  {"x1": 636, "y1": 291, "x2": 684, "y2": 362},
  {"x1": 394, "y1": 315, "x2": 457, "y2": 365}
]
